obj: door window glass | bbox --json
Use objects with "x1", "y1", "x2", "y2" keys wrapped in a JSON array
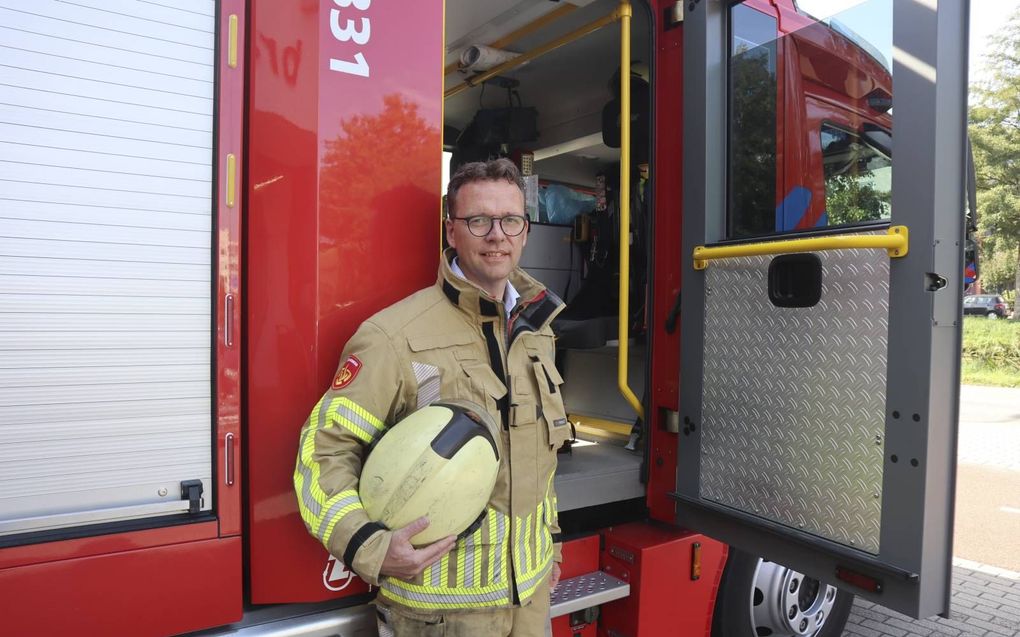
[
  {"x1": 820, "y1": 124, "x2": 892, "y2": 225},
  {"x1": 727, "y1": 0, "x2": 893, "y2": 239},
  {"x1": 727, "y1": 4, "x2": 778, "y2": 238}
]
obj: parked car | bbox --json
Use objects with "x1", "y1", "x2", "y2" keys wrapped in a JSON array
[{"x1": 963, "y1": 294, "x2": 1011, "y2": 319}]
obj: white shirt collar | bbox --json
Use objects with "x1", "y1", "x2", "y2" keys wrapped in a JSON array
[{"x1": 451, "y1": 257, "x2": 519, "y2": 316}]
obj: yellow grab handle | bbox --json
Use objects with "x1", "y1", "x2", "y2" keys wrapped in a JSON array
[
  {"x1": 616, "y1": 1, "x2": 643, "y2": 421},
  {"x1": 693, "y1": 226, "x2": 908, "y2": 270}
]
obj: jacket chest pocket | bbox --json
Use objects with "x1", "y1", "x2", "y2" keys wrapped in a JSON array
[
  {"x1": 457, "y1": 360, "x2": 508, "y2": 416},
  {"x1": 406, "y1": 332, "x2": 506, "y2": 413},
  {"x1": 525, "y1": 344, "x2": 571, "y2": 451}
]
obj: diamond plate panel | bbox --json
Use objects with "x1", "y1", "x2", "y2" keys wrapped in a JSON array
[{"x1": 700, "y1": 243, "x2": 889, "y2": 554}]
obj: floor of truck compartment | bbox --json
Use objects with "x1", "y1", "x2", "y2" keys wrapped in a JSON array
[{"x1": 553, "y1": 441, "x2": 643, "y2": 512}]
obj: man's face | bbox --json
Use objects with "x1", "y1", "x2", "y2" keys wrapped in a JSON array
[{"x1": 445, "y1": 179, "x2": 527, "y2": 300}]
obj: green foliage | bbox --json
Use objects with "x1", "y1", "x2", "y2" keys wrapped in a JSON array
[
  {"x1": 969, "y1": 9, "x2": 1020, "y2": 303},
  {"x1": 825, "y1": 174, "x2": 890, "y2": 226},
  {"x1": 960, "y1": 317, "x2": 1020, "y2": 387}
]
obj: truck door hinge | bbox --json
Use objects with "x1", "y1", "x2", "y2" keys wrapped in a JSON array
[{"x1": 180, "y1": 479, "x2": 204, "y2": 514}]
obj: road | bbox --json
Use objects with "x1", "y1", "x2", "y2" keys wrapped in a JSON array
[
  {"x1": 843, "y1": 384, "x2": 1020, "y2": 637},
  {"x1": 954, "y1": 385, "x2": 1020, "y2": 571}
]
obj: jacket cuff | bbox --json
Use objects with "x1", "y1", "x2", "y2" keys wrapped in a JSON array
[
  {"x1": 552, "y1": 541, "x2": 563, "y2": 563},
  {"x1": 348, "y1": 524, "x2": 391, "y2": 587}
]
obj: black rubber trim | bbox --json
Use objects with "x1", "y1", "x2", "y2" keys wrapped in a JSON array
[
  {"x1": 429, "y1": 407, "x2": 499, "y2": 460},
  {"x1": 481, "y1": 322, "x2": 510, "y2": 428},
  {"x1": 344, "y1": 521, "x2": 388, "y2": 567},
  {"x1": 479, "y1": 298, "x2": 499, "y2": 317},
  {"x1": 509, "y1": 293, "x2": 561, "y2": 344},
  {"x1": 0, "y1": 512, "x2": 217, "y2": 550},
  {"x1": 442, "y1": 280, "x2": 460, "y2": 306}
]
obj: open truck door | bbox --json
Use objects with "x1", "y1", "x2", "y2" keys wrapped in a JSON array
[{"x1": 675, "y1": 0, "x2": 968, "y2": 621}]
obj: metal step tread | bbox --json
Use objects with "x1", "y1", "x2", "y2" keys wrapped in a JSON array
[{"x1": 549, "y1": 570, "x2": 630, "y2": 618}]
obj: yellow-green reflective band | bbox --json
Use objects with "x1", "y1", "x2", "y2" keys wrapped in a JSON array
[
  {"x1": 294, "y1": 396, "x2": 337, "y2": 534},
  {"x1": 517, "y1": 559, "x2": 552, "y2": 601},
  {"x1": 319, "y1": 491, "x2": 364, "y2": 545},
  {"x1": 439, "y1": 552, "x2": 450, "y2": 588},
  {"x1": 332, "y1": 397, "x2": 385, "y2": 443},
  {"x1": 379, "y1": 578, "x2": 510, "y2": 609}
]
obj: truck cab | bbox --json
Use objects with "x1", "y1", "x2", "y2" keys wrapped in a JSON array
[{"x1": 0, "y1": 1, "x2": 968, "y2": 636}]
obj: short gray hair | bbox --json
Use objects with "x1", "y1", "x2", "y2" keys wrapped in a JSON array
[{"x1": 446, "y1": 158, "x2": 525, "y2": 218}]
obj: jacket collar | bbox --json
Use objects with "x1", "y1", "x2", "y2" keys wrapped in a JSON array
[{"x1": 437, "y1": 248, "x2": 564, "y2": 331}]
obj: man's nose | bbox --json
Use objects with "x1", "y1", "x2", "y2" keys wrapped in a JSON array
[{"x1": 484, "y1": 219, "x2": 508, "y2": 239}]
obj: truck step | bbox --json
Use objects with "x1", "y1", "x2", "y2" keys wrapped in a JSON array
[{"x1": 549, "y1": 570, "x2": 630, "y2": 618}]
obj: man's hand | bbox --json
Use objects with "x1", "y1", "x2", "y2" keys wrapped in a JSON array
[
  {"x1": 379, "y1": 517, "x2": 456, "y2": 580},
  {"x1": 550, "y1": 561, "x2": 562, "y2": 593}
]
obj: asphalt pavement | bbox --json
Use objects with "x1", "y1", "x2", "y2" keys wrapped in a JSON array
[{"x1": 843, "y1": 385, "x2": 1020, "y2": 636}]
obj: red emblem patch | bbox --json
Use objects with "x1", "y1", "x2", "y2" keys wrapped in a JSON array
[{"x1": 331, "y1": 355, "x2": 363, "y2": 390}]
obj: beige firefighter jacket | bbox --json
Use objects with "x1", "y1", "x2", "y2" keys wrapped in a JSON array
[{"x1": 294, "y1": 249, "x2": 569, "y2": 612}]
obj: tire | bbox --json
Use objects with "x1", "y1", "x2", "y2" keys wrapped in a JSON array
[
  {"x1": 987, "y1": 312, "x2": 999, "y2": 319},
  {"x1": 711, "y1": 549, "x2": 853, "y2": 637}
]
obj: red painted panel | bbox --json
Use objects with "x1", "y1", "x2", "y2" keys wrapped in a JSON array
[
  {"x1": 648, "y1": 3, "x2": 683, "y2": 524},
  {"x1": 246, "y1": 0, "x2": 445, "y2": 602},
  {"x1": 215, "y1": 0, "x2": 246, "y2": 538},
  {"x1": 599, "y1": 522, "x2": 727, "y2": 637},
  {"x1": 0, "y1": 522, "x2": 218, "y2": 571},
  {"x1": 0, "y1": 537, "x2": 242, "y2": 637}
]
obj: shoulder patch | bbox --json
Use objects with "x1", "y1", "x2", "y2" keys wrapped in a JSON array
[{"x1": 331, "y1": 355, "x2": 363, "y2": 390}]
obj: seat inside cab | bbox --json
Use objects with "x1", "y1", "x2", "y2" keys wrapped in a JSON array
[{"x1": 442, "y1": 0, "x2": 655, "y2": 521}]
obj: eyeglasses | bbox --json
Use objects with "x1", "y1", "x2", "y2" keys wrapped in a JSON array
[{"x1": 450, "y1": 214, "x2": 529, "y2": 237}]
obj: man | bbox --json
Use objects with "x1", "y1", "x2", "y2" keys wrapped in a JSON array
[{"x1": 294, "y1": 159, "x2": 570, "y2": 636}]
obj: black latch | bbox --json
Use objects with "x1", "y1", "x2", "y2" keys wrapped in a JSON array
[{"x1": 180, "y1": 479, "x2": 204, "y2": 514}]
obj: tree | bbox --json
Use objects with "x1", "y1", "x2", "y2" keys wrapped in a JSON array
[
  {"x1": 969, "y1": 9, "x2": 1020, "y2": 317},
  {"x1": 825, "y1": 173, "x2": 890, "y2": 226}
]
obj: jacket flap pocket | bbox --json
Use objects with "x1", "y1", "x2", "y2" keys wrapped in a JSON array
[
  {"x1": 460, "y1": 361, "x2": 508, "y2": 400},
  {"x1": 407, "y1": 331, "x2": 476, "y2": 352},
  {"x1": 535, "y1": 351, "x2": 564, "y2": 387}
]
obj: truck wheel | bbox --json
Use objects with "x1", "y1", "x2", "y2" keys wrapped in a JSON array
[
  {"x1": 712, "y1": 549, "x2": 853, "y2": 637},
  {"x1": 987, "y1": 311, "x2": 998, "y2": 319}
]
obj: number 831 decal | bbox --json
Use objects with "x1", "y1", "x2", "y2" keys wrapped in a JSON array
[{"x1": 328, "y1": 0, "x2": 371, "y2": 77}]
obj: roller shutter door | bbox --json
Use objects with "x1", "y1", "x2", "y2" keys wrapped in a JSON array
[{"x1": 0, "y1": 0, "x2": 217, "y2": 537}]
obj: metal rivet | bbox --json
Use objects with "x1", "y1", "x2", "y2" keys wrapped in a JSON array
[{"x1": 158, "y1": 488, "x2": 168, "y2": 497}]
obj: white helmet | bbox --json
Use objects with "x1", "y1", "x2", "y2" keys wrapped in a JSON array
[{"x1": 359, "y1": 400, "x2": 502, "y2": 546}]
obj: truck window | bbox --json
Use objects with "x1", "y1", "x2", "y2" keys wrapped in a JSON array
[
  {"x1": 727, "y1": 3, "x2": 778, "y2": 239},
  {"x1": 727, "y1": 0, "x2": 894, "y2": 239},
  {"x1": 820, "y1": 123, "x2": 892, "y2": 226}
]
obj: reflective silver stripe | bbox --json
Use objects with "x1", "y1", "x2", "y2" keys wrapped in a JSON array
[
  {"x1": 412, "y1": 361, "x2": 441, "y2": 409},
  {"x1": 380, "y1": 583, "x2": 509, "y2": 606},
  {"x1": 335, "y1": 401, "x2": 384, "y2": 442},
  {"x1": 296, "y1": 395, "x2": 338, "y2": 520},
  {"x1": 430, "y1": 555, "x2": 442, "y2": 587},
  {"x1": 493, "y1": 514, "x2": 505, "y2": 583},
  {"x1": 517, "y1": 560, "x2": 552, "y2": 599},
  {"x1": 516, "y1": 515, "x2": 527, "y2": 574},
  {"x1": 315, "y1": 492, "x2": 361, "y2": 540},
  {"x1": 463, "y1": 534, "x2": 476, "y2": 588}
]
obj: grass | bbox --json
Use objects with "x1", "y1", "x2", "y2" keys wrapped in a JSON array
[{"x1": 960, "y1": 317, "x2": 1020, "y2": 387}]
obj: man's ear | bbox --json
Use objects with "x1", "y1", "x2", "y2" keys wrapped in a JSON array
[{"x1": 444, "y1": 218, "x2": 457, "y2": 249}]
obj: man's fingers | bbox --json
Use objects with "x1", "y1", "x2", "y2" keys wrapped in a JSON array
[
  {"x1": 414, "y1": 535, "x2": 457, "y2": 567},
  {"x1": 393, "y1": 516, "x2": 430, "y2": 541}
]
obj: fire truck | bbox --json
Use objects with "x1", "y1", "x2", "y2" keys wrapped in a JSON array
[{"x1": 0, "y1": 0, "x2": 969, "y2": 635}]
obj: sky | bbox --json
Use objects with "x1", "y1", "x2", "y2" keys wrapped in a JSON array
[
  {"x1": 968, "y1": 0, "x2": 1020, "y2": 83},
  {"x1": 796, "y1": 0, "x2": 1019, "y2": 85}
]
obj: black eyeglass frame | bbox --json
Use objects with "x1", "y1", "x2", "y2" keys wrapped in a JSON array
[{"x1": 448, "y1": 214, "x2": 530, "y2": 237}]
